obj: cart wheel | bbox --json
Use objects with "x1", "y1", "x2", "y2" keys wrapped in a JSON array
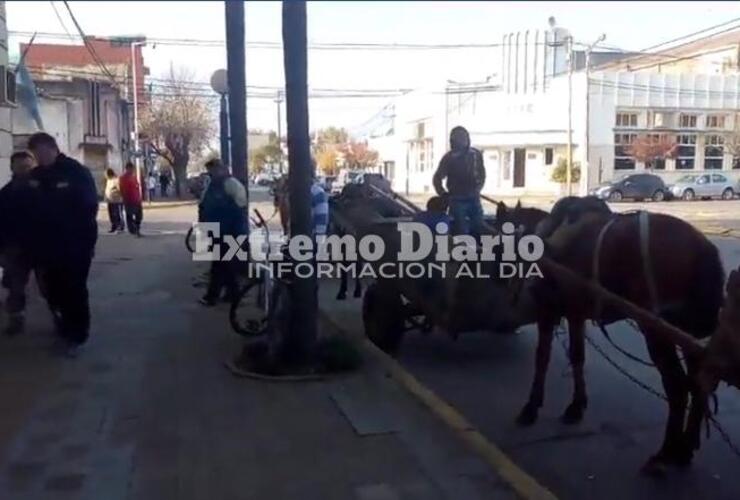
[{"x1": 362, "y1": 282, "x2": 405, "y2": 354}]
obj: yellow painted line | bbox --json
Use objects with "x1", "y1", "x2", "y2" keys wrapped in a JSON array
[{"x1": 320, "y1": 310, "x2": 559, "y2": 500}]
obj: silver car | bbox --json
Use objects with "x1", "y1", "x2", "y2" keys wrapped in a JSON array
[{"x1": 668, "y1": 173, "x2": 737, "y2": 201}]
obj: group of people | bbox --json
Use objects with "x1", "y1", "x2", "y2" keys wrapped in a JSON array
[
  {"x1": 104, "y1": 162, "x2": 145, "y2": 236},
  {"x1": 146, "y1": 171, "x2": 172, "y2": 200},
  {"x1": 0, "y1": 133, "x2": 98, "y2": 356}
]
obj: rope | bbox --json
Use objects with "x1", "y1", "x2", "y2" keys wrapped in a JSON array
[
  {"x1": 596, "y1": 322, "x2": 656, "y2": 368},
  {"x1": 584, "y1": 332, "x2": 740, "y2": 460}
]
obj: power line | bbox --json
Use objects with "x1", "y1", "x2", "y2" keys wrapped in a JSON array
[
  {"x1": 592, "y1": 23, "x2": 740, "y2": 71},
  {"x1": 61, "y1": 1, "x2": 119, "y2": 87},
  {"x1": 641, "y1": 16, "x2": 740, "y2": 52},
  {"x1": 48, "y1": 1, "x2": 75, "y2": 42},
  {"x1": 8, "y1": 29, "x2": 541, "y2": 51}
]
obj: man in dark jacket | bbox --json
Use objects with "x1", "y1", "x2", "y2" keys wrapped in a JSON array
[
  {"x1": 432, "y1": 126, "x2": 486, "y2": 235},
  {"x1": 0, "y1": 151, "x2": 36, "y2": 335},
  {"x1": 198, "y1": 158, "x2": 247, "y2": 306},
  {"x1": 27, "y1": 132, "x2": 98, "y2": 356}
]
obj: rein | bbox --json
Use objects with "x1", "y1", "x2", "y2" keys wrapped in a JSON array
[{"x1": 592, "y1": 211, "x2": 660, "y2": 367}]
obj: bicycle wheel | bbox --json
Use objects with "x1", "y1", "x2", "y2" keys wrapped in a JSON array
[{"x1": 229, "y1": 278, "x2": 269, "y2": 337}]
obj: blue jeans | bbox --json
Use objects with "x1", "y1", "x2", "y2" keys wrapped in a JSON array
[{"x1": 449, "y1": 196, "x2": 484, "y2": 236}]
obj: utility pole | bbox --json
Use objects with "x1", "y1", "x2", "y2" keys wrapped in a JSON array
[
  {"x1": 130, "y1": 39, "x2": 146, "y2": 199},
  {"x1": 566, "y1": 35, "x2": 573, "y2": 196},
  {"x1": 282, "y1": 0, "x2": 316, "y2": 366},
  {"x1": 225, "y1": 0, "x2": 248, "y2": 188},
  {"x1": 275, "y1": 90, "x2": 284, "y2": 174},
  {"x1": 210, "y1": 69, "x2": 230, "y2": 166},
  {"x1": 584, "y1": 34, "x2": 606, "y2": 196}
]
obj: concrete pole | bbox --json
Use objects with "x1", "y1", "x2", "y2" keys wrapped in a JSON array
[
  {"x1": 282, "y1": 0, "x2": 316, "y2": 365},
  {"x1": 130, "y1": 41, "x2": 146, "y2": 200},
  {"x1": 584, "y1": 35, "x2": 606, "y2": 196},
  {"x1": 225, "y1": 0, "x2": 248, "y2": 188},
  {"x1": 219, "y1": 93, "x2": 230, "y2": 166},
  {"x1": 275, "y1": 90, "x2": 284, "y2": 174}
]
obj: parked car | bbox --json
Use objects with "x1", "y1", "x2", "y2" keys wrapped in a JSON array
[
  {"x1": 332, "y1": 169, "x2": 363, "y2": 194},
  {"x1": 668, "y1": 173, "x2": 737, "y2": 201},
  {"x1": 254, "y1": 173, "x2": 275, "y2": 187},
  {"x1": 589, "y1": 173, "x2": 667, "y2": 202}
]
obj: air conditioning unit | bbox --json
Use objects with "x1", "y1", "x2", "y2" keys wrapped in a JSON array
[{"x1": 0, "y1": 66, "x2": 17, "y2": 107}]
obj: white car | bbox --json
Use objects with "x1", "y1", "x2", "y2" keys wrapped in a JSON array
[{"x1": 668, "y1": 173, "x2": 737, "y2": 201}]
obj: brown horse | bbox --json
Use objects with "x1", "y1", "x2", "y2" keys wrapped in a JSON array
[{"x1": 497, "y1": 197, "x2": 725, "y2": 474}]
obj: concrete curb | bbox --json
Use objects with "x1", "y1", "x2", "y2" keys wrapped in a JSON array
[
  {"x1": 144, "y1": 201, "x2": 197, "y2": 210},
  {"x1": 319, "y1": 309, "x2": 559, "y2": 500}
]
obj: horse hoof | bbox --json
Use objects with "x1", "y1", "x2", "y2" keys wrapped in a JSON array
[
  {"x1": 336, "y1": 293, "x2": 347, "y2": 301},
  {"x1": 353, "y1": 289, "x2": 363, "y2": 299},
  {"x1": 560, "y1": 402, "x2": 585, "y2": 425},
  {"x1": 516, "y1": 404, "x2": 539, "y2": 427}
]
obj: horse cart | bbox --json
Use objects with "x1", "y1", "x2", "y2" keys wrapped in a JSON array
[{"x1": 329, "y1": 181, "x2": 517, "y2": 353}]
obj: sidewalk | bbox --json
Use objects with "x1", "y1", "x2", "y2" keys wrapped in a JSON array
[{"x1": 0, "y1": 229, "x2": 517, "y2": 500}]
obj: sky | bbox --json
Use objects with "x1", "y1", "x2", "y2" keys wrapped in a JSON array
[{"x1": 6, "y1": 1, "x2": 740, "y2": 133}]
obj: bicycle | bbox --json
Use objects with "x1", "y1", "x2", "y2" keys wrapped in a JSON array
[{"x1": 229, "y1": 208, "x2": 291, "y2": 338}]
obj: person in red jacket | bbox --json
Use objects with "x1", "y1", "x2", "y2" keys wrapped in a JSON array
[{"x1": 119, "y1": 162, "x2": 143, "y2": 236}]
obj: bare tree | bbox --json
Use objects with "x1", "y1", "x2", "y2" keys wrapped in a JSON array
[
  {"x1": 725, "y1": 118, "x2": 740, "y2": 169},
  {"x1": 140, "y1": 66, "x2": 214, "y2": 197}
]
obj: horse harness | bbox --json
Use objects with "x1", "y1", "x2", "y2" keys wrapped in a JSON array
[{"x1": 592, "y1": 211, "x2": 660, "y2": 322}]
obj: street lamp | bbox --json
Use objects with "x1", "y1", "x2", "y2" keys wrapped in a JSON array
[
  {"x1": 130, "y1": 39, "x2": 147, "y2": 198},
  {"x1": 210, "y1": 69, "x2": 230, "y2": 168}
]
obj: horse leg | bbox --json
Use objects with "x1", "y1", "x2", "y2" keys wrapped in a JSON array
[
  {"x1": 562, "y1": 317, "x2": 588, "y2": 424},
  {"x1": 336, "y1": 263, "x2": 348, "y2": 301},
  {"x1": 353, "y1": 257, "x2": 363, "y2": 298},
  {"x1": 517, "y1": 318, "x2": 556, "y2": 426},
  {"x1": 681, "y1": 353, "x2": 707, "y2": 466},
  {"x1": 642, "y1": 336, "x2": 690, "y2": 475}
]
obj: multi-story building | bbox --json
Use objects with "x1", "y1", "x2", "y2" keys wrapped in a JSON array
[
  {"x1": 369, "y1": 24, "x2": 740, "y2": 196},
  {"x1": 11, "y1": 37, "x2": 147, "y2": 192}
]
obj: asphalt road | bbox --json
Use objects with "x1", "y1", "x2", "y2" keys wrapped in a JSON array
[
  {"x1": 139, "y1": 189, "x2": 740, "y2": 499},
  {"x1": 395, "y1": 236, "x2": 740, "y2": 500}
]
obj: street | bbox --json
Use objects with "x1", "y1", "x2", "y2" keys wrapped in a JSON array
[
  {"x1": 0, "y1": 196, "x2": 521, "y2": 500},
  {"x1": 319, "y1": 195, "x2": 740, "y2": 500}
]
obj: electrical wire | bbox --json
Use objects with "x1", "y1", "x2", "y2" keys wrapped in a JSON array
[{"x1": 61, "y1": 1, "x2": 119, "y2": 88}]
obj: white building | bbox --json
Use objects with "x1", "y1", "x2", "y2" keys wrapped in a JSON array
[{"x1": 370, "y1": 25, "x2": 740, "y2": 196}]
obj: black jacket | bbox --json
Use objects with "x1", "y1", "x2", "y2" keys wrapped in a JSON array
[
  {"x1": 0, "y1": 176, "x2": 35, "y2": 250},
  {"x1": 432, "y1": 147, "x2": 486, "y2": 197},
  {"x1": 27, "y1": 154, "x2": 99, "y2": 262}
]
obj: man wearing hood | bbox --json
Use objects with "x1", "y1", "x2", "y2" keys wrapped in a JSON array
[{"x1": 432, "y1": 126, "x2": 486, "y2": 235}]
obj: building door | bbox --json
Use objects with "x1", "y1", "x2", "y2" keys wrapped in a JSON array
[{"x1": 513, "y1": 148, "x2": 526, "y2": 187}]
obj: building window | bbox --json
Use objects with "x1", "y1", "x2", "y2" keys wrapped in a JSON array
[
  {"x1": 412, "y1": 139, "x2": 433, "y2": 172},
  {"x1": 706, "y1": 114, "x2": 726, "y2": 130},
  {"x1": 616, "y1": 112, "x2": 638, "y2": 127},
  {"x1": 679, "y1": 113, "x2": 698, "y2": 129},
  {"x1": 704, "y1": 135, "x2": 725, "y2": 170},
  {"x1": 544, "y1": 148, "x2": 553, "y2": 165},
  {"x1": 614, "y1": 133, "x2": 636, "y2": 170},
  {"x1": 676, "y1": 134, "x2": 697, "y2": 169}
]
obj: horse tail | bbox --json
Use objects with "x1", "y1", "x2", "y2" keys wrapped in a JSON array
[{"x1": 685, "y1": 237, "x2": 725, "y2": 338}]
